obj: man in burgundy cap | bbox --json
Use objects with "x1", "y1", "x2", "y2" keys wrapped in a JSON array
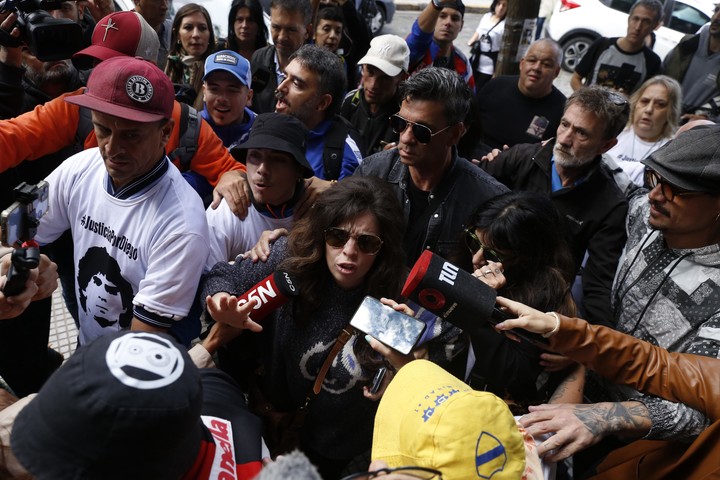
[{"x1": 34, "y1": 56, "x2": 210, "y2": 347}]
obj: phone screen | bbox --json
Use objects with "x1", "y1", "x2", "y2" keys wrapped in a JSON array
[
  {"x1": 1, "y1": 202, "x2": 25, "y2": 247},
  {"x1": 350, "y1": 296, "x2": 426, "y2": 355}
]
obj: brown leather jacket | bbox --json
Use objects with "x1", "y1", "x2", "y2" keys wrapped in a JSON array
[{"x1": 550, "y1": 315, "x2": 720, "y2": 479}]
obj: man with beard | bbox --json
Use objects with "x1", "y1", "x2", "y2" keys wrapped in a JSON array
[
  {"x1": 517, "y1": 126, "x2": 720, "y2": 479},
  {"x1": 250, "y1": 0, "x2": 313, "y2": 114},
  {"x1": 0, "y1": 13, "x2": 83, "y2": 120},
  {"x1": 663, "y1": 3, "x2": 720, "y2": 122},
  {"x1": 275, "y1": 44, "x2": 363, "y2": 180},
  {"x1": 477, "y1": 86, "x2": 629, "y2": 328}
]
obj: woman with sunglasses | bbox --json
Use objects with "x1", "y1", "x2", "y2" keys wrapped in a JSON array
[
  {"x1": 456, "y1": 191, "x2": 579, "y2": 408},
  {"x1": 201, "y1": 176, "x2": 433, "y2": 477}
]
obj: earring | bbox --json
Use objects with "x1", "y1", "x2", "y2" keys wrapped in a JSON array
[{"x1": 716, "y1": 212, "x2": 720, "y2": 222}]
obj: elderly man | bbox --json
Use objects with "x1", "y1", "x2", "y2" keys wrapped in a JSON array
[
  {"x1": 355, "y1": 67, "x2": 506, "y2": 266},
  {"x1": 477, "y1": 86, "x2": 629, "y2": 328},
  {"x1": 571, "y1": 0, "x2": 662, "y2": 94},
  {"x1": 275, "y1": 44, "x2": 363, "y2": 181},
  {"x1": 340, "y1": 34, "x2": 410, "y2": 155},
  {"x1": 516, "y1": 126, "x2": 720, "y2": 478},
  {"x1": 35, "y1": 56, "x2": 209, "y2": 346},
  {"x1": 465, "y1": 38, "x2": 566, "y2": 158},
  {"x1": 251, "y1": 0, "x2": 313, "y2": 114}
]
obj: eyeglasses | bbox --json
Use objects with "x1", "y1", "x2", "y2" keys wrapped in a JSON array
[
  {"x1": 644, "y1": 168, "x2": 704, "y2": 202},
  {"x1": 340, "y1": 466, "x2": 443, "y2": 480},
  {"x1": 463, "y1": 228, "x2": 504, "y2": 263},
  {"x1": 390, "y1": 114, "x2": 452, "y2": 144},
  {"x1": 325, "y1": 227, "x2": 383, "y2": 255}
]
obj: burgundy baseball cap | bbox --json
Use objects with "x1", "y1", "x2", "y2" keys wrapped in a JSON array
[
  {"x1": 74, "y1": 11, "x2": 160, "y2": 63},
  {"x1": 65, "y1": 56, "x2": 174, "y2": 123}
]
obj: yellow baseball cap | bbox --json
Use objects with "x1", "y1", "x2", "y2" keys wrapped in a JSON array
[{"x1": 372, "y1": 360, "x2": 526, "y2": 479}]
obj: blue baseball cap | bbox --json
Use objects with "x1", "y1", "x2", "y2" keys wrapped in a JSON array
[{"x1": 203, "y1": 50, "x2": 252, "y2": 88}]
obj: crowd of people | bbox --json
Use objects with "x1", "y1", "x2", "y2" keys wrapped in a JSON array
[{"x1": 1, "y1": 0, "x2": 720, "y2": 478}]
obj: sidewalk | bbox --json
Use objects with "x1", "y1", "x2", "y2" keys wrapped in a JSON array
[{"x1": 394, "y1": 0, "x2": 492, "y2": 13}]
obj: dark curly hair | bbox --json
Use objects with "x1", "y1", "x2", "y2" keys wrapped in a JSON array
[{"x1": 279, "y1": 176, "x2": 406, "y2": 322}]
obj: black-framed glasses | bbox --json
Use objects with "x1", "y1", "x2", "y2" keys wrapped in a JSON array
[
  {"x1": 463, "y1": 228, "x2": 504, "y2": 263},
  {"x1": 644, "y1": 168, "x2": 704, "y2": 202},
  {"x1": 390, "y1": 114, "x2": 452, "y2": 144},
  {"x1": 340, "y1": 466, "x2": 443, "y2": 480},
  {"x1": 325, "y1": 227, "x2": 383, "y2": 255}
]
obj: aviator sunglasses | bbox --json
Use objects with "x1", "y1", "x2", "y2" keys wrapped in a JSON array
[
  {"x1": 325, "y1": 227, "x2": 383, "y2": 255},
  {"x1": 463, "y1": 228, "x2": 504, "y2": 263},
  {"x1": 390, "y1": 114, "x2": 452, "y2": 144}
]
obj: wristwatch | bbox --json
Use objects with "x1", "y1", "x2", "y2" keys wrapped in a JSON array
[{"x1": 431, "y1": 0, "x2": 443, "y2": 10}]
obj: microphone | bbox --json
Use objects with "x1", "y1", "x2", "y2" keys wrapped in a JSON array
[
  {"x1": 402, "y1": 250, "x2": 547, "y2": 345},
  {"x1": 236, "y1": 269, "x2": 299, "y2": 322}
]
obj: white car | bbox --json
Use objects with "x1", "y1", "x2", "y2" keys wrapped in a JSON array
[{"x1": 547, "y1": 0, "x2": 715, "y2": 72}]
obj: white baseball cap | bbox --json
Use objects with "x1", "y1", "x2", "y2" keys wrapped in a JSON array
[{"x1": 358, "y1": 34, "x2": 410, "y2": 77}]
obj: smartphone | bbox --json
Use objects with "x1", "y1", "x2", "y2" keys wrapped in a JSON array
[
  {"x1": 369, "y1": 367, "x2": 387, "y2": 395},
  {"x1": 0, "y1": 181, "x2": 49, "y2": 247},
  {"x1": 1, "y1": 201, "x2": 25, "y2": 248},
  {"x1": 350, "y1": 296, "x2": 426, "y2": 355}
]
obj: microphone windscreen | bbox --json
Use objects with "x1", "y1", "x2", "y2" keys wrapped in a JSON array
[
  {"x1": 237, "y1": 269, "x2": 298, "y2": 322},
  {"x1": 402, "y1": 250, "x2": 496, "y2": 331},
  {"x1": 402, "y1": 251, "x2": 548, "y2": 345}
]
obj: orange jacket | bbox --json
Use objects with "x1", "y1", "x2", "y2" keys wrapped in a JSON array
[
  {"x1": 551, "y1": 316, "x2": 720, "y2": 479},
  {"x1": 0, "y1": 88, "x2": 244, "y2": 186}
]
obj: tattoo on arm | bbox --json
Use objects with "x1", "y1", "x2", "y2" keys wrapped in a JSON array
[
  {"x1": 549, "y1": 365, "x2": 585, "y2": 404},
  {"x1": 573, "y1": 402, "x2": 652, "y2": 439}
]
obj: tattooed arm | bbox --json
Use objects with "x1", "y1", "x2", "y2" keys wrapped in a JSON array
[
  {"x1": 548, "y1": 364, "x2": 585, "y2": 404},
  {"x1": 519, "y1": 401, "x2": 652, "y2": 462}
]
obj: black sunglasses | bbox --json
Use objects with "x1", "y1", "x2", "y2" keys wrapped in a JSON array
[
  {"x1": 340, "y1": 466, "x2": 443, "y2": 480},
  {"x1": 463, "y1": 228, "x2": 504, "y2": 263},
  {"x1": 390, "y1": 114, "x2": 452, "y2": 144},
  {"x1": 325, "y1": 227, "x2": 383, "y2": 255},
  {"x1": 644, "y1": 168, "x2": 704, "y2": 202}
]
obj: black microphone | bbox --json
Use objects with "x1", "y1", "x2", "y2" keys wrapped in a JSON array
[{"x1": 402, "y1": 250, "x2": 548, "y2": 345}]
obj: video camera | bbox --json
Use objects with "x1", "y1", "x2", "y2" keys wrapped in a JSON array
[
  {"x1": 0, "y1": 0, "x2": 83, "y2": 61},
  {"x1": 1, "y1": 181, "x2": 49, "y2": 296}
]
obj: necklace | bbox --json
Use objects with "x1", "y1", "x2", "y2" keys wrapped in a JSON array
[{"x1": 631, "y1": 131, "x2": 662, "y2": 161}]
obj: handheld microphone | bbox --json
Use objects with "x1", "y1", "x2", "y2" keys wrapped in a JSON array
[
  {"x1": 236, "y1": 269, "x2": 298, "y2": 322},
  {"x1": 402, "y1": 250, "x2": 547, "y2": 345}
]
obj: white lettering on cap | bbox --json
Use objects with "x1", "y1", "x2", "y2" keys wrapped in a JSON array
[
  {"x1": 126, "y1": 75, "x2": 154, "y2": 103},
  {"x1": 214, "y1": 53, "x2": 239, "y2": 65},
  {"x1": 106, "y1": 332, "x2": 185, "y2": 390}
]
